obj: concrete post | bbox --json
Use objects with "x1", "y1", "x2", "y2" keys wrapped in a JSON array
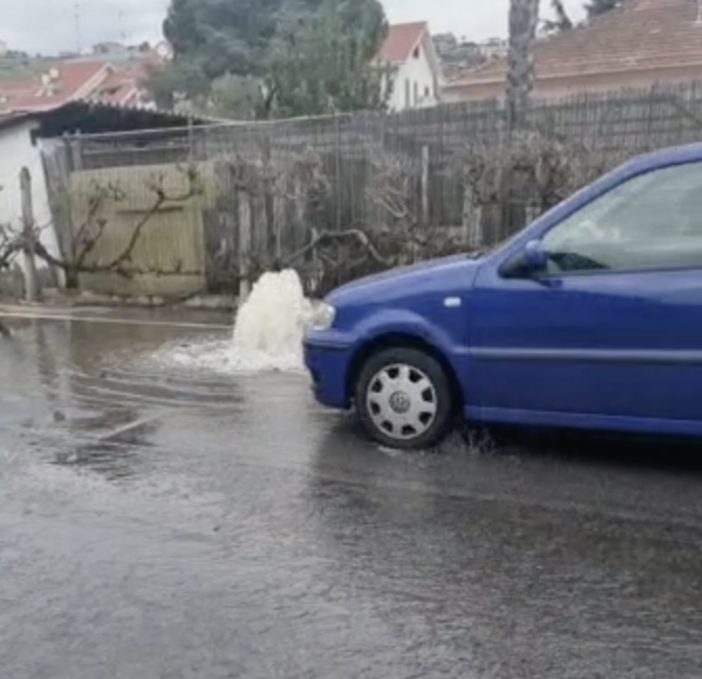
[{"x1": 20, "y1": 167, "x2": 39, "y2": 302}]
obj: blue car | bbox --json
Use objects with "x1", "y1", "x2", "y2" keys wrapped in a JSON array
[{"x1": 303, "y1": 142, "x2": 702, "y2": 449}]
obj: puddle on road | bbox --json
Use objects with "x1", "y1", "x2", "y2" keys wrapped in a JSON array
[
  {"x1": 0, "y1": 272, "x2": 327, "y2": 502},
  {"x1": 0, "y1": 271, "x2": 487, "y2": 525},
  {"x1": 0, "y1": 268, "x2": 315, "y2": 426}
]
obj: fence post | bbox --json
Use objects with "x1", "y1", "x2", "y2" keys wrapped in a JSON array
[
  {"x1": 462, "y1": 185, "x2": 483, "y2": 249},
  {"x1": 20, "y1": 167, "x2": 39, "y2": 302},
  {"x1": 416, "y1": 144, "x2": 430, "y2": 262},
  {"x1": 68, "y1": 132, "x2": 83, "y2": 171},
  {"x1": 237, "y1": 190, "x2": 252, "y2": 302},
  {"x1": 420, "y1": 144, "x2": 430, "y2": 226}
]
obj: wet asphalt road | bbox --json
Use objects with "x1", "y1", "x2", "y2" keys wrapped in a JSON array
[{"x1": 2, "y1": 309, "x2": 702, "y2": 678}]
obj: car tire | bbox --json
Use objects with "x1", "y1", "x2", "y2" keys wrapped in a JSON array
[{"x1": 354, "y1": 347, "x2": 455, "y2": 450}]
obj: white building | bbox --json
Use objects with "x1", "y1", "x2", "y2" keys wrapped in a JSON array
[
  {"x1": 0, "y1": 40, "x2": 7, "y2": 57},
  {"x1": 153, "y1": 40, "x2": 174, "y2": 61},
  {"x1": 378, "y1": 22, "x2": 441, "y2": 111},
  {"x1": 0, "y1": 103, "x2": 207, "y2": 292},
  {"x1": 0, "y1": 113, "x2": 61, "y2": 281}
]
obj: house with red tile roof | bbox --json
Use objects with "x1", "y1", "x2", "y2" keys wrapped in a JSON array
[
  {"x1": 443, "y1": 0, "x2": 702, "y2": 102},
  {"x1": 0, "y1": 59, "x2": 154, "y2": 113},
  {"x1": 87, "y1": 61, "x2": 154, "y2": 108},
  {"x1": 378, "y1": 22, "x2": 441, "y2": 111}
]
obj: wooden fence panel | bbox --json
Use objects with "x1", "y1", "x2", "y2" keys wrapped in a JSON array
[{"x1": 69, "y1": 163, "x2": 212, "y2": 297}]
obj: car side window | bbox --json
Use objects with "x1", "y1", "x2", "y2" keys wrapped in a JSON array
[{"x1": 541, "y1": 161, "x2": 702, "y2": 274}]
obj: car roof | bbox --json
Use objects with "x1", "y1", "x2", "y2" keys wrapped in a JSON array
[{"x1": 628, "y1": 142, "x2": 702, "y2": 172}]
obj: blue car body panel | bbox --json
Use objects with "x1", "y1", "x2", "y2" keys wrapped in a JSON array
[
  {"x1": 304, "y1": 255, "x2": 480, "y2": 408},
  {"x1": 303, "y1": 143, "x2": 702, "y2": 436}
]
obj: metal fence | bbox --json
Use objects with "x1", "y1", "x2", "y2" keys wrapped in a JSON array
[{"x1": 44, "y1": 80, "x2": 702, "y2": 297}]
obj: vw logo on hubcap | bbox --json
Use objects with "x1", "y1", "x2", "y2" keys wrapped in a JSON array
[{"x1": 389, "y1": 391, "x2": 410, "y2": 413}]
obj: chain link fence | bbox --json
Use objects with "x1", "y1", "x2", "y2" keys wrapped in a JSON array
[{"x1": 42, "y1": 80, "x2": 702, "y2": 297}]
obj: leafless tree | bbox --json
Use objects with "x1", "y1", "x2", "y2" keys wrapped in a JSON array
[
  {"x1": 0, "y1": 223, "x2": 23, "y2": 272},
  {"x1": 0, "y1": 195, "x2": 22, "y2": 334},
  {"x1": 281, "y1": 147, "x2": 465, "y2": 294},
  {"x1": 0, "y1": 184, "x2": 24, "y2": 272},
  {"x1": 217, "y1": 146, "x2": 330, "y2": 284},
  {"x1": 448, "y1": 129, "x2": 612, "y2": 243}
]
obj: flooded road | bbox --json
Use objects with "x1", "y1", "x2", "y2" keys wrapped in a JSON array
[{"x1": 2, "y1": 310, "x2": 702, "y2": 678}]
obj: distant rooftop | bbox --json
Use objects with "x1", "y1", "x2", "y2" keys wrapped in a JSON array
[
  {"x1": 378, "y1": 22, "x2": 430, "y2": 64},
  {"x1": 446, "y1": 0, "x2": 702, "y2": 88}
]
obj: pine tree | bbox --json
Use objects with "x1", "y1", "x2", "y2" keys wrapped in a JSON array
[{"x1": 153, "y1": 0, "x2": 389, "y2": 118}]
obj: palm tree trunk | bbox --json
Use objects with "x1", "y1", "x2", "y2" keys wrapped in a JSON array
[{"x1": 506, "y1": 0, "x2": 540, "y2": 129}]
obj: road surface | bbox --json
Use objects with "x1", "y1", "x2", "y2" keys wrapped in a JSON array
[{"x1": 1, "y1": 308, "x2": 702, "y2": 679}]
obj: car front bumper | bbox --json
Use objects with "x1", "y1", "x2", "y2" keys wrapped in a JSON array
[{"x1": 303, "y1": 333, "x2": 354, "y2": 410}]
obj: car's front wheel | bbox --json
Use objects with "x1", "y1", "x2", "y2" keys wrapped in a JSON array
[{"x1": 354, "y1": 347, "x2": 455, "y2": 450}]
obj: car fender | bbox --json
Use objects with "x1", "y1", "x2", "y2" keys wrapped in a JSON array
[{"x1": 351, "y1": 308, "x2": 463, "y2": 366}]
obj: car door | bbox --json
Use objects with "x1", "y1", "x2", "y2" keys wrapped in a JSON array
[{"x1": 467, "y1": 159, "x2": 702, "y2": 428}]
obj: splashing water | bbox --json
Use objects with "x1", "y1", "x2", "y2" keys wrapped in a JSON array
[
  {"x1": 157, "y1": 269, "x2": 316, "y2": 373},
  {"x1": 228, "y1": 269, "x2": 314, "y2": 371}
]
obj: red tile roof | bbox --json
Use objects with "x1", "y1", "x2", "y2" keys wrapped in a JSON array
[
  {"x1": 446, "y1": 0, "x2": 702, "y2": 87},
  {"x1": 0, "y1": 61, "x2": 109, "y2": 111},
  {"x1": 88, "y1": 62, "x2": 147, "y2": 106},
  {"x1": 379, "y1": 22, "x2": 429, "y2": 64},
  {"x1": 0, "y1": 59, "x2": 151, "y2": 112}
]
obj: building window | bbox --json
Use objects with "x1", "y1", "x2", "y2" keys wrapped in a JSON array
[
  {"x1": 424, "y1": 85, "x2": 430, "y2": 99},
  {"x1": 404, "y1": 78, "x2": 410, "y2": 107},
  {"x1": 413, "y1": 81, "x2": 418, "y2": 104},
  {"x1": 413, "y1": 46, "x2": 420, "y2": 59}
]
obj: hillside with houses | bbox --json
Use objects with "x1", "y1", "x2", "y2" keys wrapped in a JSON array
[
  {"x1": 445, "y1": 0, "x2": 702, "y2": 101},
  {"x1": 0, "y1": 40, "x2": 172, "y2": 113}
]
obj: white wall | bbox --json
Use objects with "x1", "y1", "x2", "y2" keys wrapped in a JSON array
[
  {"x1": 386, "y1": 38, "x2": 438, "y2": 112},
  {"x1": 0, "y1": 121, "x2": 61, "y2": 275}
]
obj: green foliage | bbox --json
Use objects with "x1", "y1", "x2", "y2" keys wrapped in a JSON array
[
  {"x1": 583, "y1": 0, "x2": 626, "y2": 16},
  {"x1": 542, "y1": 0, "x2": 627, "y2": 36},
  {"x1": 163, "y1": 0, "x2": 324, "y2": 80},
  {"x1": 206, "y1": 74, "x2": 264, "y2": 120},
  {"x1": 153, "y1": 0, "x2": 388, "y2": 119},
  {"x1": 262, "y1": 0, "x2": 389, "y2": 118},
  {"x1": 143, "y1": 58, "x2": 210, "y2": 109},
  {"x1": 542, "y1": 0, "x2": 574, "y2": 33},
  {"x1": 0, "y1": 53, "x2": 53, "y2": 81}
]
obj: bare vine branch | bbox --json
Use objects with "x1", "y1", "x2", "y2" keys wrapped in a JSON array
[{"x1": 34, "y1": 163, "x2": 204, "y2": 287}]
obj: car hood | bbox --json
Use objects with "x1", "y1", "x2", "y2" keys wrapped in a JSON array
[{"x1": 326, "y1": 253, "x2": 480, "y2": 306}]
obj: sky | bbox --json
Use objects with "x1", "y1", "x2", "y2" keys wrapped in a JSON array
[{"x1": 2, "y1": 0, "x2": 587, "y2": 55}]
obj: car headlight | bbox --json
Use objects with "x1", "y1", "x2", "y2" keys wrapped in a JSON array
[{"x1": 308, "y1": 302, "x2": 335, "y2": 331}]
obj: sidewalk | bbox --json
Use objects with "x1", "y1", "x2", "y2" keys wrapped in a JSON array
[{"x1": 0, "y1": 302, "x2": 232, "y2": 328}]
